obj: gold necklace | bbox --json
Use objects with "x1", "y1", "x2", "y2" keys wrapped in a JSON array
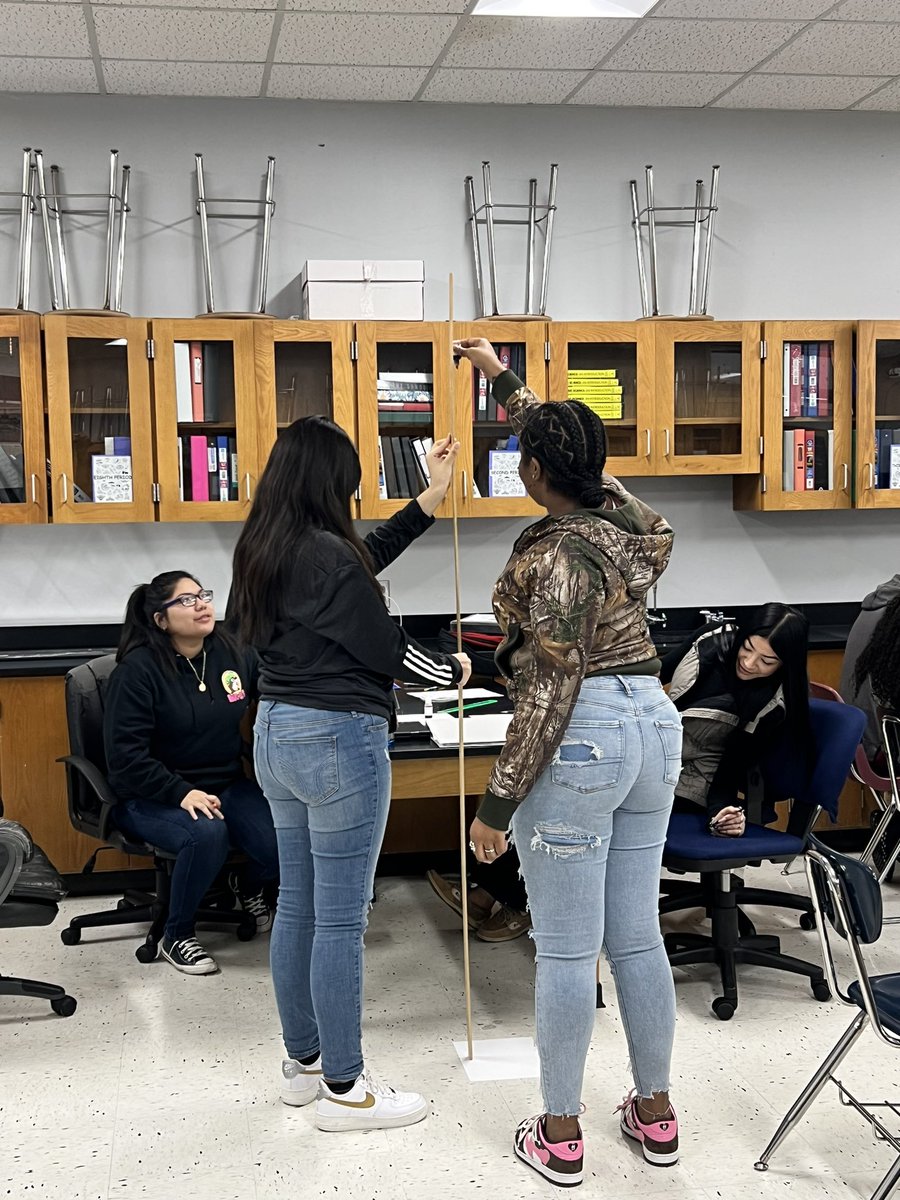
[{"x1": 184, "y1": 649, "x2": 207, "y2": 692}]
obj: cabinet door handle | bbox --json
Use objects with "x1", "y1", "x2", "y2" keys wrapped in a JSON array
[
  {"x1": 461, "y1": 470, "x2": 468, "y2": 500},
  {"x1": 244, "y1": 473, "x2": 252, "y2": 501},
  {"x1": 31, "y1": 473, "x2": 38, "y2": 504},
  {"x1": 842, "y1": 462, "x2": 849, "y2": 491},
  {"x1": 664, "y1": 428, "x2": 671, "y2": 457},
  {"x1": 644, "y1": 428, "x2": 651, "y2": 457},
  {"x1": 867, "y1": 462, "x2": 875, "y2": 490},
  {"x1": 61, "y1": 473, "x2": 68, "y2": 504}
]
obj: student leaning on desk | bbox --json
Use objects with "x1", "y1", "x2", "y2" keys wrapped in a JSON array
[{"x1": 454, "y1": 337, "x2": 681, "y2": 1191}]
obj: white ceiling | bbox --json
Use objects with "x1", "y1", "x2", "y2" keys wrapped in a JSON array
[{"x1": 1, "y1": 0, "x2": 900, "y2": 109}]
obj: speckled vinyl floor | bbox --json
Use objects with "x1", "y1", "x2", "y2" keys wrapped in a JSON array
[{"x1": 2, "y1": 861, "x2": 899, "y2": 1200}]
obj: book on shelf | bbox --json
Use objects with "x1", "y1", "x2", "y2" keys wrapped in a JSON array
[
  {"x1": 789, "y1": 343, "x2": 802, "y2": 418},
  {"x1": 496, "y1": 346, "x2": 511, "y2": 421},
  {"x1": 91, "y1": 454, "x2": 132, "y2": 503},
  {"x1": 804, "y1": 432, "x2": 816, "y2": 490},
  {"x1": 381, "y1": 435, "x2": 399, "y2": 498},
  {"x1": 400, "y1": 438, "x2": 420, "y2": 496},
  {"x1": 190, "y1": 435, "x2": 209, "y2": 502},
  {"x1": 190, "y1": 342, "x2": 203, "y2": 422},
  {"x1": 793, "y1": 429, "x2": 806, "y2": 492},
  {"x1": 378, "y1": 411, "x2": 433, "y2": 425},
  {"x1": 782, "y1": 343, "x2": 790, "y2": 417},
  {"x1": 177, "y1": 436, "x2": 184, "y2": 501},
  {"x1": 806, "y1": 344, "x2": 818, "y2": 418},
  {"x1": 377, "y1": 389, "x2": 433, "y2": 405},
  {"x1": 377, "y1": 400, "x2": 433, "y2": 411},
  {"x1": 818, "y1": 343, "x2": 832, "y2": 418},
  {"x1": 827, "y1": 429, "x2": 834, "y2": 491},
  {"x1": 174, "y1": 343, "x2": 193, "y2": 423},
  {"x1": 878, "y1": 427, "x2": 894, "y2": 489},
  {"x1": 782, "y1": 430, "x2": 794, "y2": 491},
  {"x1": 216, "y1": 435, "x2": 230, "y2": 502},
  {"x1": 813, "y1": 428, "x2": 829, "y2": 490},
  {"x1": 103, "y1": 436, "x2": 131, "y2": 456},
  {"x1": 377, "y1": 372, "x2": 433, "y2": 384},
  {"x1": 567, "y1": 368, "x2": 618, "y2": 378},
  {"x1": 377, "y1": 436, "x2": 388, "y2": 500},
  {"x1": 891, "y1": 442, "x2": 900, "y2": 490},
  {"x1": 229, "y1": 437, "x2": 238, "y2": 501},
  {"x1": 412, "y1": 437, "x2": 432, "y2": 487}
]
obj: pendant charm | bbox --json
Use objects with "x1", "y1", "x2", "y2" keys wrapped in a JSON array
[{"x1": 198, "y1": 683, "x2": 207, "y2": 692}]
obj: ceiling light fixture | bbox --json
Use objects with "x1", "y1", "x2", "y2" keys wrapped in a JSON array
[{"x1": 471, "y1": 0, "x2": 654, "y2": 16}]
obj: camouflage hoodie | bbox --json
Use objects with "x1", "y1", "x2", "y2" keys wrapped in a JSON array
[{"x1": 478, "y1": 374, "x2": 675, "y2": 831}]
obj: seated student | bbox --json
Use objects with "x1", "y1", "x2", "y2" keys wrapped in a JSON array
[
  {"x1": 660, "y1": 603, "x2": 812, "y2": 836},
  {"x1": 104, "y1": 571, "x2": 279, "y2": 975},
  {"x1": 840, "y1": 576, "x2": 900, "y2": 766},
  {"x1": 426, "y1": 850, "x2": 531, "y2": 942}
]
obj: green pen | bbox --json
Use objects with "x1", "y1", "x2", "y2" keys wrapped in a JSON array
[{"x1": 443, "y1": 698, "x2": 500, "y2": 715}]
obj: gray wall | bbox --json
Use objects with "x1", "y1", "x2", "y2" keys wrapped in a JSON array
[{"x1": 1, "y1": 95, "x2": 898, "y2": 625}]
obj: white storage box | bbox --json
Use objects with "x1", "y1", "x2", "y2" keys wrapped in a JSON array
[{"x1": 300, "y1": 259, "x2": 424, "y2": 321}]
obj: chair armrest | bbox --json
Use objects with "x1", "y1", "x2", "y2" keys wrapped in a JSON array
[
  {"x1": 0, "y1": 819, "x2": 29, "y2": 907},
  {"x1": 57, "y1": 754, "x2": 120, "y2": 841}
]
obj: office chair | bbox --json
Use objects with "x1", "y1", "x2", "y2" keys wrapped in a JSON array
[
  {"x1": 58, "y1": 655, "x2": 256, "y2": 963},
  {"x1": 661, "y1": 698, "x2": 866, "y2": 1020},
  {"x1": 861, "y1": 709, "x2": 900, "y2": 888},
  {"x1": 755, "y1": 836, "x2": 900, "y2": 1200},
  {"x1": 0, "y1": 797, "x2": 76, "y2": 1016}
]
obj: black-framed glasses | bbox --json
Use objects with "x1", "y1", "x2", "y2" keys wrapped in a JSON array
[{"x1": 159, "y1": 588, "x2": 214, "y2": 611}]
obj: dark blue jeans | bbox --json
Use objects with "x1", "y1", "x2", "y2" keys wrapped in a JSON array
[{"x1": 115, "y1": 778, "x2": 279, "y2": 941}]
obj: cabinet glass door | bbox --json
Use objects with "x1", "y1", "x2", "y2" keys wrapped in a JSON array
[
  {"x1": 0, "y1": 315, "x2": 46, "y2": 524},
  {"x1": 45, "y1": 316, "x2": 154, "y2": 523},
  {"x1": 856, "y1": 323, "x2": 900, "y2": 509}
]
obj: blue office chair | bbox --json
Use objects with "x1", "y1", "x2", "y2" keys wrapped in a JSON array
[
  {"x1": 662, "y1": 698, "x2": 866, "y2": 1020},
  {"x1": 755, "y1": 836, "x2": 900, "y2": 1200}
]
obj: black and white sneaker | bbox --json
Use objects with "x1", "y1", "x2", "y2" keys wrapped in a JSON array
[
  {"x1": 161, "y1": 936, "x2": 219, "y2": 975},
  {"x1": 229, "y1": 871, "x2": 273, "y2": 933}
]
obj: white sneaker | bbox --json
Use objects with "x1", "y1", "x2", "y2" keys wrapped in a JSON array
[
  {"x1": 281, "y1": 1056, "x2": 322, "y2": 1107},
  {"x1": 315, "y1": 1069, "x2": 428, "y2": 1132}
]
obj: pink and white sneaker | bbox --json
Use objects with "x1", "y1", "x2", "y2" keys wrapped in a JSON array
[
  {"x1": 514, "y1": 1113, "x2": 584, "y2": 1188},
  {"x1": 618, "y1": 1090, "x2": 679, "y2": 1165}
]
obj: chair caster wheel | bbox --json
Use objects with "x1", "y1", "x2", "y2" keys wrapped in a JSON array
[
  {"x1": 812, "y1": 980, "x2": 831, "y2": 1002},
  {"x1": 712, "y1": 996, "x2": 735, "y2": 1021},
  {"x1": 754, "y1": 1161, "x2": 768, "y2": 1173},
  {"x1": 60, "y1": 926, "x2": 81, "y2": 946},
  {"x1": 799, "y1": 912, "x2": 816, "y2": 931},
  {"x1": 51, "y1": 995, "x2": 77, "y2": 1017},
  {"x1": 117, "y1": 898, "x2": 132, "y2": 911},
  {"x1": 135, "y1": 942, "x2": 158, "y2": 963},
  {"x1": 236, "y1": 920, "x2": 257, "y2": 942}
]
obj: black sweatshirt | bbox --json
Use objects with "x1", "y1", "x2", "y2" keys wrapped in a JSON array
[
  {"x1": 258, "y1": 499, "x2": 462, "y2": 717},
  {"x1": 104, "y1": 636, "x2": 258, "y2": 807}
]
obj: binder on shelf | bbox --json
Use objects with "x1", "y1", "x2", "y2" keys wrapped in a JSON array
[
  {"x1": 174, "y1": 342, "x2": 193, "y2": 424},
  {"x1": 202, "y1": 345, "x2": 221, "y2": 423},
  {"x1": 878, "y1": 427, "x2": 894, "y2": 490},
  {"x1": 804, "y1": 431, "x2": 815, "y2": 490},
  {"x1": 497, "y1": 346, "x2": 511, "y2": 421},
  {"x1": 377, "y1": 436, "x2": 388, "y2": 500},
  {"x1": 782, "y1": 343, "x2": 790, "y2": 417},
  {"x1": 382, "y1": 436, "x2": 399, "y2": 498},
  {"x1": 789, "y1": 343, "x2": 802, "y2": 418},
  {"x1": 229, "y1": 437, "x2": 238, "y2": 501},
  {"x1": 216, "y1": 435, "x2": 230, "y2": 502},
  {"x1": 782, "y1": 430, "x2": 794, "y2": 491},
  {"x1": 190, "y1": 342, "x2": 204, "y2": 421},
  {"x1": 806, "y1": 344, "x2": 818, "y2": 418},
  {"x1": 818, "y1": 343, "x2": 832, "y2": 418},
  {"x1": 390, "y1": 437, "x2": 410, "y2": 498},
  {"x1": 103, "y1": 436, "x2": 131, "y2": 456},
  {"x1": 400, "y1": 438, "x2": 420, "y2": 497},
  {"x1": 827, "y1": 429, "x2": 834, "y2": 491},
  {"x1": 891, "y1": 437, "x2": 900, "y2": 490},
  {"x1": 813, "y1": 429, "x2": 828, "y2": 490},
  {"x1": 177, "y1": 436, "x2": 184, "y2": 501},
  {"x1": 793, "y1": 430, "x2": 806, "y2": 492},
  {"x1": 190, "y1": 435, "x2": 209, "y2": 501},
  {"x1": 412, "y1": 437, "x2": 432, "y2": 486}
]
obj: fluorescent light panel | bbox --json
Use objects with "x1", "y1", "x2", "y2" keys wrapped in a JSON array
[{"x1": 471, "y1": 0, "x2": 654, "y2": 15}]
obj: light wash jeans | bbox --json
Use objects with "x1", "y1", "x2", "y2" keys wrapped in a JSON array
[
  {"x1": 253, "y1": 700, "x2": 391, "y2": 1083},
  {"x1": 510, "y1": 675, "x2": 682, "y2": 1117}
]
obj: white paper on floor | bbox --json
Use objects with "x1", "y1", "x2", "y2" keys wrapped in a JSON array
[{"x1": 453, "y1": 1037, "x2": 540, "y2": 1082}]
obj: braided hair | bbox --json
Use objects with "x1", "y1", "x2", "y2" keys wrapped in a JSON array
[
  {"x1": 853, "y1": 594, "x2": 900, "y2": 711},
  {"x1": 519, "y1": 400, "x2": 608, "y2": 508}
]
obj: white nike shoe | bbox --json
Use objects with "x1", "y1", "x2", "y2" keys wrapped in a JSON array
[
  {"x1": 281, "y1": 1056, "x2": 322, "y2": 1107},
  {"x1": 315, "y1": 1069, "x2": 428, "y2": 1132}
]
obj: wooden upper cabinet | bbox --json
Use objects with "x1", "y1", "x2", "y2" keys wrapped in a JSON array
[
  {"x1": 150, "y1": 319, "x2": 257, "y2": 522},
  {"x1": 855, "y1": 321, "x2": 900, "y2": 509},
  {"x1": 734, "y1": 321, "x2": 852, "y2": 512},
  {"x1": 454, "y1": 319, "x2": 546, "y2": 517},
  {"x1": 254, "y1": 320, "x2": 356, "y2": 501},
  {"x1": 0, "y1": 313, "x2": 47, "y2": 525},
  {"x1": 44, "y1": 314, "x2": 155, "y2": 524},
  {"x1": 356, "y1": 321, "x2": 455, "y2": 520},
  {"x1": 655, "y1": 320, "x2": 761, "y2": 477},
  {"x1": 549, "y1": 322, "x2": 655, "y2": 478}
]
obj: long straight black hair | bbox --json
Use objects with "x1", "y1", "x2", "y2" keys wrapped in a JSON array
[
  {"x1": 230, "y1": 416, "x2": 381, "y2": 648},
  {"x1": 724, "y1": 602, "x2": 811, "y2": 741},
  {"x1": 853, "y1": 594, "x2": 900, "y2": 711},
  {"x1": 117, "y1": 570, "x2": 201, "y2": 673}
]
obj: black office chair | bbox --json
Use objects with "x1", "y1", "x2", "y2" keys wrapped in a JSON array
[
  {"x1": 0, "y1": 798, "x2": 76, "y2": 1016},
  {"x1": 661, "y1": 698, "x2": 866, "y2": 1019},
  {"x1": 755, "y1": 836, "x2": 900, "y2": 1200},
  {"x1": 58, "y1": 655, "x2": 256, "y2": 963}
]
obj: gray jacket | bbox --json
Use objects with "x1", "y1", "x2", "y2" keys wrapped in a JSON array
[{"x1": 839, "y1": 574, "x2": 900, "y2": 762}]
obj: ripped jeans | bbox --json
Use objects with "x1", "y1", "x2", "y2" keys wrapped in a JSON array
[{"x1": 510, "y1": 674, "x2": 681, "y2": 1117}]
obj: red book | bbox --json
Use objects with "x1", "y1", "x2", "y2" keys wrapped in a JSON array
[
  {"x1": 190, "y1": 435, "x2": 209, "y2": 501},
  {"x1": 793, "y1": 430, "x2": 806, "y2": 492},
  {"x1": 789, "y1": 344, "x2": 802, "y2": 417},
  {"x1": 497, "y1": 345, "x2": 511, "y2": 421},
  {"x1": 818, "y1": 342, "x2": 832, "y2": 418},
  {"x1": 190, "y1": 341, "x2": 204, "y2": 421}
]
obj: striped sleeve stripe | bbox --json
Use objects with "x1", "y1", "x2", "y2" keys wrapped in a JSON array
[{"x1": 403, "y1": 644, "x2": 455, "y2": 684}]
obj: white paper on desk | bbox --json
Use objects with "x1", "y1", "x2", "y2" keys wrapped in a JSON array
[
  {"x1": 426, "y1": 712, "x2": 513, "y2": 747},
  {"x1": 408, "y1": 688, "x2": 499, "y2": 703}
]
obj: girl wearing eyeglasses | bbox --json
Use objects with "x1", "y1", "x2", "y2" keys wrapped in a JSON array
[{"x1": 103, "y1": 571, "x2": 279, "y2": 975}]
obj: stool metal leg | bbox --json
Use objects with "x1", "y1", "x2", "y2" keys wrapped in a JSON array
[
  {"x1": 465, "y1": 174, "x2": 485, "y2": 319},
  {"x1": 688, "y1": 178, "x2": 703, "y2": 316},
  {"x1": 538, "y1": 162, "x2": 558, "y2": 317},
  {"x1": 700, "y1": 164, "x2": 720, "y2": 315},
  {"x1": 15, "y1": 147, "x2": 32, "y2": 310},
  {"x1": 872, "y1": 1152, "x2": 900, "y2": 1200},
  {"x1": 49, "y1": 163, "x2": 71, "y2": 310},
  {"x1": 113, "y1": 164, "x2": 130, "y2": 313},
  {"x1": 195, "y1": 152, "x2": 216, "y2": 314},
  {"x1": 482, "y1": 160, "x2": 499, "y2": 316},
  {"x1": 629, "y1": 178, "x2": 650, "y2": 318},
  {"x1": 525, "y1": 177, "x2": 536, "y2": 316},
  {"x1": 754, "y1": 1011, "x2": 867, "y2": 1172},
  {"x1": 645, "y1": 164, "x2": 660, "y2": 317},
  {"x1": 33, "y1": 150, "x2": 60, "y2": 311},
  {"x1": 255, "y1": 155, "x2": 276, "y2": 315}
]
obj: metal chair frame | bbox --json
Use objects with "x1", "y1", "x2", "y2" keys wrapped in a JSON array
[
  {"x1": 0, "y1": 148, "x2": 36, "y2": 310},
  {"x1": 194, "y1": 153, "x2": 275, "y2": 315}
]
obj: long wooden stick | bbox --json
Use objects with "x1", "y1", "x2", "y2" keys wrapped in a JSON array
[{"x1": 449, "y1": 272, "x2": 474, "y2": 1061}]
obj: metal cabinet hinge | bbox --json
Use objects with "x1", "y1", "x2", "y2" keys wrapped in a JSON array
[
  {"x1": 544, "y1": 341, "x2": 551, "y2": 362},
  {"x1": 152, "y1": 482, "x2": 160, "y2": 503},
  {"x1": 759, "y1": 436, "x2": 764, "y2": 456},
  {"x1": 350, "y1": 340, "x2": 358, "y2": 361},
  {"x1": 759, "y1": 340, "x2": 767, "y2": 360},
  {"x1": 146, "y1": 338, "x2": 155, "y2": 360},
  {"x1": 761, "y1": 474, "x2": 767, "y2": 494}
]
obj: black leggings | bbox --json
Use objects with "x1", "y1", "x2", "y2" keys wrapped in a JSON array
[{"x1": 468, "y1": 844, "x2": 528, "y2": 912}]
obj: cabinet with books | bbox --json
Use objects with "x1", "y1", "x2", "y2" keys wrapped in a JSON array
[
  {"x1": 548, "y1": 323, "x2": 654, "y2": 477},
  {"x1": 733, "y1": 322, "x2": 852, "y2": 512},
  {"x1": 453, "y1": 320, "x2": 546, "y2": 516},
  {"x1": 151, "y1": 320, "x2": 257, "y2": 522},
  {"x1": 44, "y1": 315, "x2": 155, "y2": 524},
  {"x1": 356, "y1": 322, "x2": 453, "y2": 519},
  {"x1": 656, "y1": 321, "x2": 760, "y2": 476},
  {"x1": 0, "y1": 314, "x2": 46, "y2": 525},
  {"x1": 855, "y1": 322, "x2": 900, "y2": 509},
  {"x1": 254, "y1": 321, "x2": 356, "y2": 498}
]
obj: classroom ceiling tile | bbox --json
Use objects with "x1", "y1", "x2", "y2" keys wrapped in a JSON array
[
  {"x1": 422, "y1": 67, "x2": 586, "y2": 104},
  {"x1": 94, "y1": 0, "x2": 277, "y2": 8},
  {"x1": 853, "y1": 78, "x2": 900, "y2": 110},
  {"x1": 825, "y1": 0, "x2": 900, "y2": 20},
  {"x1": 712, "y1": 72, "x2": 891, "y2": 108},
  {"x1": 284, "y1": 0, "x2": 467, "y2": 9},
  {"x1": 275, "y1": 11, "x2": 459, "y2": 65},
  {"x1": 92, "y1": 7, "x2": 274, "y2": 61},
  {"x1": 1, "y1": 3, "x2": 92, "y2": 56},
  {"x1": 103, "y1": 59, "x2": 264, "y2": 95},
  {"x1": 267, "y1": 64, "x2": 429, "y2": 100},
  {"x1": 443, "y1": 16, "x2": 635, "y2": 70},
  {"x1": 0, "y1": 56, "x2": 97, "y2": 91},
  {"x1": 570, "y1": 70, "x2": 739, "y2": 106},
  {"x1": 602, "y1": 18, "x2": 804, "y2": 72},
  {"x1": 763, "y1": 20, "x2": 900, "y2": 74},
  {"x1": 651, "y1": 0, "x2": 832, "y2": 16}
]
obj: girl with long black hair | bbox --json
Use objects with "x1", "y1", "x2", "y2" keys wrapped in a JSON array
[
  {"x1": 104, "y1": 571, "x2": 279, "y2": 975},
  {"x1": 230, "y1": 417, "x2": 470, "y2": 1133}
]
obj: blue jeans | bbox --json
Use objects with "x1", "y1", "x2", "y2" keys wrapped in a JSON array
[
  {"x1": 510, "y1": 675, "x2": 681, "y2": 1117},
  {"x1": 115, "y1": 777, "x2": 279, "y2": 941},
  {"x1": 253, "y1": 701, "x2": 391, "y2": 1084}
]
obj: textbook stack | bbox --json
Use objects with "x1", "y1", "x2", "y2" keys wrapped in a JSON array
[
  {"x1": 781, "y1": 341, "x2": 834, "y2": 492},
  {"x1": 472, "y1": 344, "x2": 525, "y2": 422},
  {"x1": 174, "y1": 340, "x2": 238, "y2": 502},
  {"x1": 875, "y1": 425, "x2": 900, "y2": 490},
  {"x1": 377, "y1": 433, "x2": 432, "y2": 500},
  {"x1": 377, "y1": 371, "x2": 433, "y2": 425},
  {"x1": 566, "y1": 369, "x2": 624, "y2": 420}
]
